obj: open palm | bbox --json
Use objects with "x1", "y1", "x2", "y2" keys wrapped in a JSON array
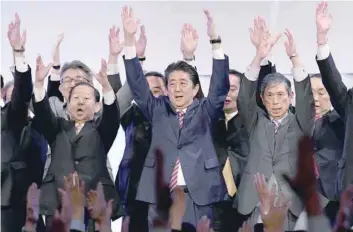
[{"x1": 316, "y1": 2, "x2": 333, "y2": 34}]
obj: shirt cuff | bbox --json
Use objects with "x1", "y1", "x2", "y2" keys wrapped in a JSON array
[
  {"x1": 15, "y1": 56, "x2": 29, "y2": 73},
  {"x1": 103, "y1": 90, "x2": 115, "y2": 105},
  {"x1": 244, "y1": 65, "x2": 260, "y2": 81},
  {"x1": 34, "y1": 86, "x2": 46, "y2": 102},
  {"x1": 9, "y1": 65, "x2": 15, "y2": 74},
  {"x1": 107, "y1": 64, "x2": 119, "y2": 75},
  {"x1": 291, "y1": 67, "x2": 308, "y2": 82},
  {"x1": 308, "y1": 215, "x2": 331, "y2": 232},
  {"x1": 50, "y1": 73, "x2": 61, "y2": 81},
  {"x1": 124, "y1": 46, "x2": 137, "y2": 60},
  {"x1": 316, "y1": 44, "x2": 330, "y2": 61},
  {"x1": 212, "y1": 48, "x2": 225, "y2": 60},
  {"x1": 70, "y1": 219, "x2": 85, "y2": 232}
]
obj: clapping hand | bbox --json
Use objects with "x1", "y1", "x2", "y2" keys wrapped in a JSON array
[
  {"x1": 7, "y1": 13, "x2": 26, "y2": 50},
  {"x1": 180, "y1": 24, "x2": 198, "y2": 60}
]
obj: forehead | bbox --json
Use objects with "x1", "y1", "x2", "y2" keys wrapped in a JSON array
[
  {"x1": 229, "y1": 74, "x2": 240, "y2": 86},
  {"x1": 146, "y1": 76, "x2": 162, "y2": 88},
  {"x1": 310, "y1": 77, "x2": 325, "y2": 89},
  {"x1": 71, "y1": 85, "x2": 95, "y2": 95},
  {"x1": 265, "y1": 82, "x2": 288, "y2": 93},
  {"x1": 168, "y1": 70, "x2": 191, "y2": 82},
  {"x1": 62, "y1": 68, "x2": 88, "y2": 79}
]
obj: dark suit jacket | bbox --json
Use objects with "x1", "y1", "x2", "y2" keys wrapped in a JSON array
[
  {"x1": 314, "y1": 110, "x2": 345, "y2": 200},
  {"x1": 316, "y1": 53, "x2": 353, "y2": 193},
  {"x1": 124, "y1": 56, "x2": 230, "y2": 206},
  {"x1": 32, "y1": 92, "x2": 123, "y2": 219},
  {"x1": 236, "y1": 73, "x2": 315, "y2": 216},
  {"x1": 116, "y1": 104, "x2": 151, "y2": 211},
  {"x1": 1, "y1": 67, "x2": 46, "y2": 207}
]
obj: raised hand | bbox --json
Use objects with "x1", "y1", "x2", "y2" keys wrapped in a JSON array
[
  {"x1": 204, "y1": 10, "x2": 218, "y2": 40},
  {"x1": 7, "y1": 13, "x2": 27, "y2": 50},
  {"x1": 109, "y1": 26, "x2": 124, "y2": 56},
  {"x1": 136, "y1": 25, "x2": 147, "y2": 58},
  {"x1": 54, "y1": 177, "x2": 72, "y2": 231},
  {"x1": 254, "y1": 173, "x2": 274, "y2": 215},
  {"x1": 169, "y1": 187, "x2": 186, "y2": 230},
  {"x1": 316, "y1": 2, "x2": 332, "y2": 36},
  {"x1": 95, "y1": 59, "x2": 111, "y2": 90},
  {"x1": 261, "y1": 193, "x2": 290, "y2": 231},
  {"x1": 180, "y1": 24, "x2": 198, "y2": 59},
  {"x1": 249, "y1": 16, "x2": 267, "y2": 49},
  {"x1": 196, "y1": 216, "x2": 211, "y2": 232},
  {"x1": 25, "y1": 183, "x2": 41, "y2": 229},
  {"x1": 121, "y1": 6, "x2": 140, "y2": 45},
  {"x1": 256, "y1": 32, "x2": 281, "y2": 59},
  {"x1": 334, "y1": 185, "x2": 353, "y2": 231},
  {"x1": 52, "y1": 33, "x2": 64, "y2": 66},
  {"x1": 35, "y1": 55, "x2": 52, "y2": 84},
  {"x1": 284, "y1": 29, "x2": 297, "y2": 57}
]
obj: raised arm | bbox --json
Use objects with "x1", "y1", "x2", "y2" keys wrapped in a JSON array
[
  {"x1": 47, "y1": 33, "x2": 64, "y2": 101},
  {"x1": 32, "y1": 56, "x2": 59, "y2": 143},
  {"x1": 96, "y1": 59, "x2": 120, "y2": 152},
  {"x1": 6, "y1": 14, "x2": 32, "y2": 130},
  {"x1": 121, "y1": 6, "x2": 161, "y2": 121},
  {"x1": 315, "y1": 2, "x2": 349, "y2": 119},
  {"x1": 238, "y1": 17, "x2": 281, "y2": 133},
  {"x1": 283, "y1": 29, "x2": 314, "y2": 134}
]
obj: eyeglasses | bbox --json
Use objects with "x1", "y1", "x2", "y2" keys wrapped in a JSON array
[{"x1": 62, "y1": 76, "x2": 91, "y2": 86}]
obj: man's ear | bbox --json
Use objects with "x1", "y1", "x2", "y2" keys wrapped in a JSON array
[
  {"x1": 192, "y1": 84, "x2": 200, "y2": 98},
  {"x1": 94, "y1": 101, "x2": 102, "y2": 113},
  {"x1": 289, "y1": 91, "x2": 294, "y2": 103}
]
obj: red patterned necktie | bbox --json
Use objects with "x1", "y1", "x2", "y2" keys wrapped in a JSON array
[{"x1": 170, "y1": 111, "x2": 184, "y2": 192}]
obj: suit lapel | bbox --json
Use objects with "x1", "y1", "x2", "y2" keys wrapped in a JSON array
[
  {"x1": 264, "y1": 120, "x2": 275, "y2": 155},
  {"x1": 73, "y1": 122, "x2": 95, "y2": 143},
  {"x1": 274, "y1": 114, "x2": 292, "y2": 155}
]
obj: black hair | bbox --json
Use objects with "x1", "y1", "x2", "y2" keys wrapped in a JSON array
[
  {"x1": 68, "y1": 82, "x2": 100, "y2": 102},
  {"x1": 260, "y1": 72, "x2": 292, "y2": 95},
  {"x1": 145, "y1": 71, "x2": 164, "y2": 79},
  {"x1": 164, "y1": 61, "x2": 204, "y2": 99},
  {"x1": 229, "y1": 69, "x2": 244, "y2": 80}
]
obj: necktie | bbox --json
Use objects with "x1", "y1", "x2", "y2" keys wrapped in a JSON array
[
  {"x1": 75, "y1": 123, "x2": 84, "y2": 134},
  {"x1": 170, "y1": 111, "x2": 184, "y2": 192},
  {"x1": 222, "y1": 119, "x2": 237, "y2": 197},
  {"x1": 313, "y1": 115, "x2": 322, "y2": 178},
  {"x1": 273, "y1": 120, "x2": 279, "y2": 134}
]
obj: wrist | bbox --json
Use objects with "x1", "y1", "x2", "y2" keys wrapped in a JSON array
[
  {"x1": 102, "y1": 85, "x2": 113, "y2": 93},
  {"x1": 170, "y1": 216, "x2": 183, "y2": 230},
  {"x1": 34, "y1": 81, "x2": 45, "y2": 89},
  {"x1": 317, "y1": 32, "x2": 328, "y2": 45},
  {"x1": 183, "y1": 52, "x2": 195, "y2": 60},
  {"x1": 304, "y1": 189, "x2": 322, "y2": 216},
  {"x1": 108, "y1": 54, "x2": 118, "y2": 64},
  {"x1": 72, "y1": 208, "x2": 84, "y2": 220},
  {"x1": 124, "y1": 35, "x2": 135, "y2": 46},
  {"x1": 210, "y1": 34, "x2": 219, "y2": 40}
]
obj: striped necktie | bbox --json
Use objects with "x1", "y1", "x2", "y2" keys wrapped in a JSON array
[
  {"x1": 273, "y1": 120, "x2": 279, "y2": 134},
  {"x1": 170, "y1": 111, "x2": 184, "y2": 192}
]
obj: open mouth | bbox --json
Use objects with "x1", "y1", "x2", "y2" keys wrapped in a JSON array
[
  {"x1": 225, "y1": 100, "x2": 231, "y2": 104},
  {"x1": 175, "y1": 96, "x2": 182, "y2": 99}
]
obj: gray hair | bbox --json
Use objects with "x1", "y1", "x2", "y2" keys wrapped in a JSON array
[
  {"x1": 260, "y1": 73, "x2": 292, "y2": 95},
  {"x1": 60, "y1": 60, "x2": 93, "y2": 82}
]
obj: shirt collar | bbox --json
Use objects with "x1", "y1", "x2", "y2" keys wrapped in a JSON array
[
  {"x1": 270, "y1": 112, "x2": 288, "y2": 124},
  {"x1": 225, "y1": 110, "x2": 238, "y2": 122}
]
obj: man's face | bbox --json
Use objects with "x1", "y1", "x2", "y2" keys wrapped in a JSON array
[
  {"x1": 261, "y1": 82, "x2": 292, "y2": 119},
  {"x1": 146, "y1": 76, "x2": 165, "y2": 97},
  {"x1": 5, "y1": 85, "x2": 14, "y2": 103},
  {"x1": 223, "y1": 74, "x2": 240, "y2": 113},
  {"x1": 310, "y1": 77, "x2": 331, "y2": 116},
  {"x1": 167, "y1": 71, "x2": 199, "y2": 109},
  {"x1": 59, "y1": 68, "x2": 91, "y2": 101},
  {"x1": 67, "y1": 85, "x2": 98, "y2": 122}
]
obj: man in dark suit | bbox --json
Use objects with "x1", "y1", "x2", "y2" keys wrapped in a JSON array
[
  {"x1": 121, "y1": 6, "x2": 229, "y2": 227},
  {"x1": 31, "y1": 57, "x2": 122, "y2": 231},
  {"x1": 315, "y1": 2, "x2": 353, "y2": 197},
  {"x1": 310, "y1": 74, "x2": 344, "y2": 224},
  {"x1": 236, "y1": 30, "x2": 315, "y2": 229},
  {"x1": 116, "y1": 71, "x2": 166, "y2": 231},
  {"x1": 1, "y1": 15, "x2": 47, "y2": 232}
]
